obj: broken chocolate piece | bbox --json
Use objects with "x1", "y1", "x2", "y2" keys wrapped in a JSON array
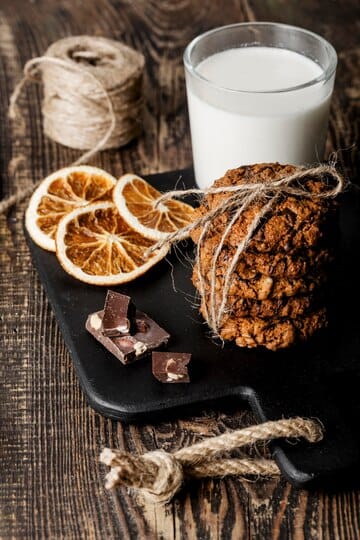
[
  {"x1": 152, "y1": 352, "x2": 191, "y2": 383},
  {"x1": 86, "y1": 309, "x2": 170, "y2": 365},
  {"x1": 102, "y1": 290, "x2": 135, "y2": 337}
]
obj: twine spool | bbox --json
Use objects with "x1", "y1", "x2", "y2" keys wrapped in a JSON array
[
  {"x1": 1, "y1": 36, "x2": 145, "y2": 215},
  {"x1": 9, "y1": 35, "x2": 145, "y2": 152}
]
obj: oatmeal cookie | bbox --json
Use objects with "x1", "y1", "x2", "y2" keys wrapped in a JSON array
[
  {"x1": 220, "y1": 308, "x2": 327, "y2": 351},
  {"x1": 199, "y1": 294, "x2": 323, "y2": 320},
  {"x1": 190, "y1": 163, "x2": 337, "y2": 350},
  {"x1": 191, "y1": 163, "x2": 338, "y2": 253},
  {"x1": 193, "y1": 263, "x2": 326, "y2": 300},
  {"x1": 196, "y1": 238, "x2": 333, "y2": 279},
  {"x1": 222, "y1": 248, "x2": 333, "y2": 280}
]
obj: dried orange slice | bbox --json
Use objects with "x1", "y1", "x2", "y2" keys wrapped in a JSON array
[
  {"x1": 113, "y1": 173, "x2": 195, "y2": 240},
  {"x1": 25, "y1": 166, "x2": 117, "y2": 251},
  {"x1": 55, "y1": 201, "x2": 168, "y2": 285}
]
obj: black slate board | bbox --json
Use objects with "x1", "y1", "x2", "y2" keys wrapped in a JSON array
[{"x1": 26, "y1": 168, "x2": 360, "y2": 489}]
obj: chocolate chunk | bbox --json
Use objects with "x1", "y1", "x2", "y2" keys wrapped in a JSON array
[
  {"x1": 86, "y1": 310, "x2": 170, "y2": 365},
  {"x1": 152, "y1": 352, "x2": 191, "y2": 383},
  {"x1": 102, "y1": 291, "x2": 135, "y2": 337}
]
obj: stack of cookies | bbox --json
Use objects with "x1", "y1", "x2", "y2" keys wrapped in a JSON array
[{"x1": 191, "y1": 163, "x2": 338, "y2": 351}]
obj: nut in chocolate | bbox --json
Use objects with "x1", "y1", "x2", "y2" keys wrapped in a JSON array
[{"x1": 152, "y1": 352, "x2": 191, "y2": 383}]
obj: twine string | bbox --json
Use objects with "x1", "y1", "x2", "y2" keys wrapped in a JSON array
[
  {"x1": 215, "y1": 193, "x2": 281, "y2": 329},
  {"x1": 17, "y1": 56, "x2": 117, "y2": 163},
  {"x1": 9, "y1": 55, "x2": 117, "y2": 163},
  {"x1": 146, "y1": 164, "x2": 346, "y2": 335},
  {"x1": 196, "y1": 220, "x2": 212, "y2": 325},
  {"x1": 1, "y1": 36, "x2": 144, "y2": 215},
  {"x1": 208, "y1": 193, "x2": 258, "y2": 330},
  {"x1": 193, "y1": 191, "x2": 252, "y2": 328},
  {"x1": 154, "y1": 165, "x2": 345, "y2": 207},
  {"x1": 100, "y1": 417, "x2": 323, "y2": 504},
  {"x1": 1, "y1": 55, "x2": 114, "y2": 216}
]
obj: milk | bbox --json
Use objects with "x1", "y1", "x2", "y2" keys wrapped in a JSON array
[{"x1": 185, "y1": 47, "x2": 333, "y2": 188}]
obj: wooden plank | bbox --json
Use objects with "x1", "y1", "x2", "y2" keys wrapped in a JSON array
[{"x1": 0, "y1": 0, "x2": 359, "y2": 538}]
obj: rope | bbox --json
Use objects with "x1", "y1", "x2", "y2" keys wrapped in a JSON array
[{"x1": 100, "y1": 417, "x2": 323, "y2": 504}]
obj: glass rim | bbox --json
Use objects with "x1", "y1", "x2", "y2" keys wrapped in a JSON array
[{"x1": 183, "y1": 22, "x2": 337, "y2": 95}]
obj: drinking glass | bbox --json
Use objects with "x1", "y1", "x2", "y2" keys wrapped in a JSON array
[{"x1": 184, "y1": 22, "x2": 337, "y2": 188}]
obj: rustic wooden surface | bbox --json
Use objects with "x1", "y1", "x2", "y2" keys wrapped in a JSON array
[{"x1": 1, "y1": 1, "x2": 359, "y2": 538}]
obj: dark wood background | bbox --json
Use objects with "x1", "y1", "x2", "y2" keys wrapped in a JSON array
[{"x1": 1, "y1": 1, "x2": 359, "y2": 538}]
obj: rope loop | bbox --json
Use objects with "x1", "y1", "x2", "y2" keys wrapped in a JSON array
[{"x1": 100, "y1": 417, "x2": 324, "y2": 504}]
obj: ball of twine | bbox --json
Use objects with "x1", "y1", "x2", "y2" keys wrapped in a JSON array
[
  {"x1": 9, "y1": 35, "x2": 145, "y2": 155},
  {"x1": 1, "y1": 36, "x2": 145, "y2": 215}
]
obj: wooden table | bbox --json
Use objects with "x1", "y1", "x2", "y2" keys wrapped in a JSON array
[{"x1": 1, "y1": 1, "x2": 359, "y2": 538}]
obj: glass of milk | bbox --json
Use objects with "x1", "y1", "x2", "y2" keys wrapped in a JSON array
[{"x1": 184, "y1": 23, "x2": 337, "y2": 188}]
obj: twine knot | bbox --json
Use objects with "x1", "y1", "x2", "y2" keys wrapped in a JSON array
[
  {"x1": 100, "y1": 417, "x2": 324, "y2": 504},
  {"x1": 100, "y1": 449, "x2": 183, "y2": 504}
]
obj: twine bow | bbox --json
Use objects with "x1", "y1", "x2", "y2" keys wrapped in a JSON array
[
  {"x1": 146, "y1": 164, "x2": 347, "y2": 335},
  {"x1": 100, "y1": 417, "x2": 323, "y2": 504}
]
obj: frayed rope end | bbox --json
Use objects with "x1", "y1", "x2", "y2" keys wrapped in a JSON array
[{"x1": 100, "y1": 449, "x2": 184, "y2": 504}]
